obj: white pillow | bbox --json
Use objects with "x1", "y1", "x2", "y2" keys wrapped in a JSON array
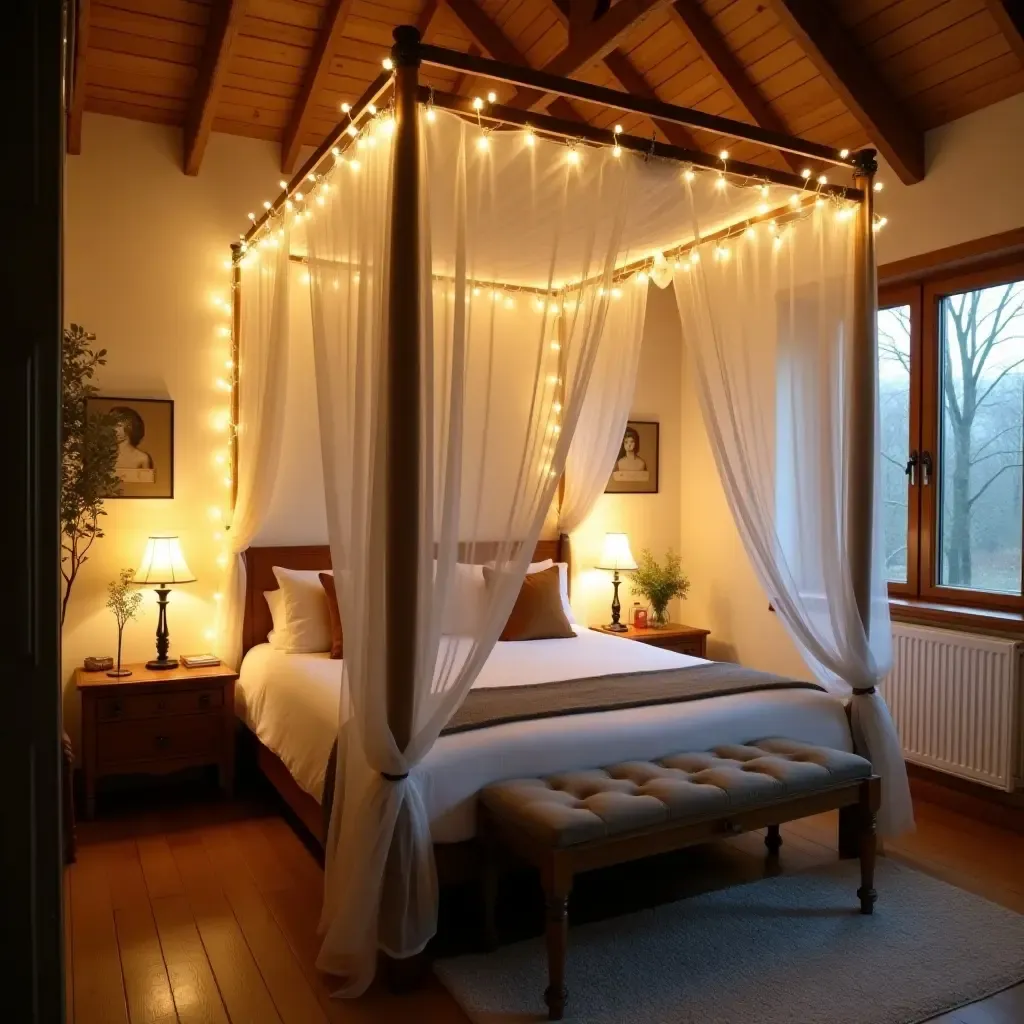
[
  {"x1": 438, "y1": 562, "x2": 486, "y2": 635},
  {"x1": 267, "y1": 566, "x2": 333, "y2": 653}
]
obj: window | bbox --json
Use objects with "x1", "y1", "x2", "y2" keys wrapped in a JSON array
[{"x1": 880, "y1": 260, "x2": 1024, "y2": 611}]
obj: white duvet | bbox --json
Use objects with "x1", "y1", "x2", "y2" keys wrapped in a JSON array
[{"x1": 236, "y1": 626, "x2": 851, "y2": 843}]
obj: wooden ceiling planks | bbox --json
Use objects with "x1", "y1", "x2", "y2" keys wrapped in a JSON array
[{"x1": 75, "y1": 0, "x2": 1023, "y2": 179}]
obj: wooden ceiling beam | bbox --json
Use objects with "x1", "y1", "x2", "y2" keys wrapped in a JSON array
[
  {"x1": 67, "y1": 0, "x2": 93, "y2": 155},
  {"x1": 416, "y1": 0, "x2": 442, "y2": 38},
  {"x1": 183, "y1": 0, "x2": 247, "y2": 176},
  {"x1": 768, "y1": 0, "x2": 924, "y2": 183},
  {"x1": 665, "y1": 1, "x2": 801, "y2": 172},
  {"x1": 984, "y1": 0, "x2": 1024, "y2": 65},
  {"x1": 281, "y1": 0, "x2": 356, "y2": 175}
]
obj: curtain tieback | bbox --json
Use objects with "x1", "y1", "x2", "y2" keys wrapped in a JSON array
[
  {"x1": 381, "y1": 771, "x2": 409, "y2": 782},
  {"x1": 852, "y1": 686, "x2": 876, "y2": 695}
]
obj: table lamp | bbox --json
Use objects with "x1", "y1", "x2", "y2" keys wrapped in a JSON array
[
  {"x1": 133, "y1": 535, "x2": 196, "y2": 670},
  {"x1": 596, "y1": 532, "x2": 637, "y2": 632}
]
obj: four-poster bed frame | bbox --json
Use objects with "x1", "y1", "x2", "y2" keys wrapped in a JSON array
[{"x1": 228, "y1": 20, "x2": 881, "y2": 917}]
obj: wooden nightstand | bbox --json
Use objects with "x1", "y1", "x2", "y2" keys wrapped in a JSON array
[
  {"x1": 590, "y1": 623, "x2": 710, "y2": 658},
  {"x1": 74, "y1": 662, "x2": 237, "y2": 818}
]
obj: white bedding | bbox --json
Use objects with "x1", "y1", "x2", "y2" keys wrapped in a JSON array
[{"x1": 236, "y1": 626, "x2": 851, "y2": 843}]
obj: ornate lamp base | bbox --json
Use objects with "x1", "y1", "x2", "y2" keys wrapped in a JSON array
[
  {"x1": 148, "y1": 585, "x2": 179, "y2": 670},
  {"x1": 606, "y1": 570, "x2": 629, "y2": 631}
]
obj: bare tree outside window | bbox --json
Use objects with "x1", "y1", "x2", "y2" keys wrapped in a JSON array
[
  {"x1": 878, "y1": 305, "x2": 911, "y2": 584},
  {"x1": 938, "y1": 282, "x2": 1024, "y2": 594}
]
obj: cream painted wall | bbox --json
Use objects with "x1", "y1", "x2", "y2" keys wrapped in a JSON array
[
  {"x1": 569, "y1": 285, "x2": 684, "y2": 629},
  {"x1": 63, "y1": 116, "x2": 285, "y2": 741},
  {"x1": 678, "y1": 92, "x2": 1024, "y2": 677}
]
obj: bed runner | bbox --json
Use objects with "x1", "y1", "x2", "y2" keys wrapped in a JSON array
[{"x1": 441, "y1": 663, "x2": 825, "y2": 736}]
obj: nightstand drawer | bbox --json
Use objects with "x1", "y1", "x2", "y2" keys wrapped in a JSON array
[
  {"x1": 97, "y1": 713, "x2": 222, "y2": 766},
  {"x1": 97, "y1": 686, "x2": 223, "y2": 722},
  {"x1": 662, "y1": 639, "x2": 705, "y2": 657}
]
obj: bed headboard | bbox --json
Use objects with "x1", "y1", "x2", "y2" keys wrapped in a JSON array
[{"x1": 241, "y1": 534, "x2": 570, "y2": 659}]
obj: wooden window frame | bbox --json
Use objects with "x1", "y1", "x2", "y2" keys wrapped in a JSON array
[{"x1": 882, "y1": 252, "x2": 1024, "y2": 620}]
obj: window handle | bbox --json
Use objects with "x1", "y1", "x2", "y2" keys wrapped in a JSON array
[
  {"x1": 921, "y1": 450, "x2": 933, "y2": 486},
  {"x1": 905, "y1": 450, "x2": 919, "y2": 486}
]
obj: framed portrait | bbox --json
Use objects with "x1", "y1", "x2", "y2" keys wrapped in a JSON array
[
  {"x1": 605, "y1": 419, "x2": 659, "y2": 494},
  {"x1": 86, "y1": 397, "x2": 174, "y2": 499}
]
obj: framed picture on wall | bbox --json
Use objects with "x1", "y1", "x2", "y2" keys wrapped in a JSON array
[
  {"x1": 86, "y1": 397, "x2": 174, "y2": 499},
  {"x1": 605, "y1": 420, "x2": 659, "y2": 494}
]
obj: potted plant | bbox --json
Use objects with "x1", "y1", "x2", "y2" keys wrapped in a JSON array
[
  {"x1": 630, "y1": 549, "x2": 690, "y2": 628},
  {"x1": 62, "y1": 324, "x2": 120, "y2": 625},
  {"x1": 107, "y1": 568, "x2": 143, "y2": 677}
]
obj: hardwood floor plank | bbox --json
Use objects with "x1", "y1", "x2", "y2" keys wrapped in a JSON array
[
  {"x1": 230, "y1": 818, "x2": 300, "y2": 894},
  {"x1": 201, "y1": 826, "x2": 330, "y2": 1024},
  {"x1": 169, "y1": 833, "x2": 285, "y2": 1024},
  {"x1": 150, "y1": 895, "x2": 230, "y2": 1024},
  {"x1": 138, "y1": 836, "x2": 186, "y2": 899},
  {"x1": 71, "y1": 845, "x2": 131, "y2": 1024},
  {"x1": 114, "y1": 903, "x2": 179, "y2": 1024}
]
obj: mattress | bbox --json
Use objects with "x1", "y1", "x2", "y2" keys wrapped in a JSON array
[{"x1": 235, "y1": 626, "x2": 851, "y2": 843}]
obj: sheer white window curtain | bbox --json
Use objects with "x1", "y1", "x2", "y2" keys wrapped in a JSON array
[
  {"x1": 218, "y1": 227, "x2": 291, "y2": 671},
  {"x1": 305, "y1": 108, "x2": 645, "y2": 994},
  {"x1": 668, "y1": 200, "x2": 913, "y2": 836}
]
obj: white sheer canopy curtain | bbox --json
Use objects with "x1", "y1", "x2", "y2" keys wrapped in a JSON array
[
  {"x1": 560, "y1": 283, "x2": 648, "y2": 534},
  {"x1": 669, "y1": 197, "x2": 913, "y2": 836},
  {"x1": 305, "y1": 103, "x2": 640, "y2": 994},
  {"x1": 218, "y1": 227, "x2": 291, "y2": 670}
]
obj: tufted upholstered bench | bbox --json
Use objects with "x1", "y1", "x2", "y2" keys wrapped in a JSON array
[{"x1": 478, "y1": 738, "x2": 880, "y2": 1020}]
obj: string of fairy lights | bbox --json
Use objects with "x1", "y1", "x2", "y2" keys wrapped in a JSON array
[{"x1": 208, "y1": 58, "x2": 888, "y2": 597}]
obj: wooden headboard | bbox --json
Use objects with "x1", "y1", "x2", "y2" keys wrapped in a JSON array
[{"x1": 241, "y1": 534, "x2": 570, "y2": 658}]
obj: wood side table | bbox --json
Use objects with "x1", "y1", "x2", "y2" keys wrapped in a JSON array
[
  {"x1": 74, "y1": 662, "x2": 237, "y2": 818},
  {"x1": 590, "y1": 623, "x2": 710, "y2": 658}
]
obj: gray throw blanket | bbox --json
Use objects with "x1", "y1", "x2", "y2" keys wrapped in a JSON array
[
  {"x1": 321, "y1": 662, "x2": 823, "y2": 837},
  {"x1": 441, "y1": 662, "x2": 825, "y2": 735}
]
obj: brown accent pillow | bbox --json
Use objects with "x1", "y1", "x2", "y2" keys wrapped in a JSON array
[
  {"x1": 319, "y1": 572, "x2": 344, "y2": 659},
  {"x1": 483, "y1": 564, "x2": 577, "y2": 642}
]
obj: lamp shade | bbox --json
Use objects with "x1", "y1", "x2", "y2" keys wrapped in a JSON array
[
  {"x1": 133, "y1": 536, "x2": 196, "y2": 585},
  {"x1": 596, "y1": 532, "x2": 638, "y2": 571}
]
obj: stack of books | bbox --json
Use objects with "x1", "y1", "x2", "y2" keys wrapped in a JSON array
[{"x1": 181, "y1": 653, "x2": 221, "y2": 668}]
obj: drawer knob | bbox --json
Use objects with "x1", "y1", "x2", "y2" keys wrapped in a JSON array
[
  {"x1": 198, "y1": 693, "x2": 210, "y2": 709},
  {"x1": 111, "y1": 700, "x2": 123, "y2": 717},
  {"x1": 155, "y1": 735, "x2": 170, "y2": 750},
  {"x1": 157, "y1": 699, "x2": 167, "y2": 712}
]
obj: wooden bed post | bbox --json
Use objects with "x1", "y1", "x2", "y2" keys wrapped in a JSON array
[
  {"x1": 386, "y1": 25, "x2": 422, "y2": 755},
  {"x1": 230, "y1": 242, "x2": 241, "y2": 511},
  {"x1": 840, "y1": 149, "x2": 879, "y2": 859},
  {"x1": 849, "y1": 149, "x2": 878, "y2": 647}
]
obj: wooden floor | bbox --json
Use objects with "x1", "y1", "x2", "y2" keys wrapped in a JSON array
[{"x1": 65, "y1": 786, "x2": 1024, "y2": 1024}]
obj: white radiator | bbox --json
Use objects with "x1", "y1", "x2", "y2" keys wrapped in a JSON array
[{"x1": 884, "y1": 623, "x2": 1023, "y2": 791}]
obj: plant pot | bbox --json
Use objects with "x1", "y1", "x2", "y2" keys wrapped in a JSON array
[{"x1": 650, "y1": 605, "x2": 670, "y2": 628}]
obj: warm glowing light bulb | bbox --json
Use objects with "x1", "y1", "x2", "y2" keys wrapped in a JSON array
[
  {"x1": 745, "y1": 226, "x2": 756, "y2": 239},
  {"x1": 349, "y1": 159, "x2": 361, "y2": 171},
  {"x1": 247, "y1": 211, "x2": 255, "y2": 220},
  {"x1": 683, "y1": 168, "x2": 695, "y2": 182},
  {"x1": 332, "y1": 146, "x2": 340, "y2": 157},
  {"x1": 613, "y1": 144, "x2": 621, "y2": 157},
  {"x1": 284, "y1": 199, "x2": 293, "y2": 211},
  {"x1": 341, "y1": 102, "x2": 351, "y2": 113},
  {"x1": 840, "y1": 148, "x2": 850, "y2": 159},
  {"x1": 801, "y1": 168, "x2": 811, "y2": 179},
  {"x1": 719, "y1": 149, "x2": 729, "y2": 160},
  {"x1": 347, "y1": 124, "x2": 358, "y2": 137},
  {"x1": 367, "y1": 103, "x2": 377, "y2": 115},
  {"x1": 789, "y1": 193, "x2": 800, "y2": 206},
  {"x1": 425, "y1": 107, "x2": 436, "y2": 122},
  {"x1": 476, "y1": 134, "x2": 489, "y2": 151},
  {"x1": 382, "y1": 57, "x2": 394, "y2": 70},
  {"x1": 472, "y1": 96, "x2": 483, "y2": 110},
  {"x1": 874, "y1": 181, "x2": 884, "y2": 192},
  {"x1": 817, "y1": 174, "x2": 827, "y2": 185},
  {"x1": 773, "y1": 235, "x2": 783, "y2": 250},
  {"x1": 614, "y1": 124, "x2": 623, "y2": 135},
  {"x1": 295, "y1": 191, "x2": 304, "y2": 201},
  {"x1": 524, "y1": 129, "x2": 535, "y2": 147},
  {"x1": 611, "y1": 288, "x2": 622, "y2": 299},
  {"x1": 550, "y1": 340, "x2": 561, "y2": 351},
  {"x1": 263, "y1": 200, "x2": 271, "y2": 209},
  {"x1": 715, "y1": 175, "x2": 726, "y2": 190},
  {"x1": 535, "y1": 298, "x2": 545, "y2": 311},
  {"x1": 487, "y1": 91, "x2": 497, "y2": 103},
  {"x1": 757, "y1": 202, "x2": 769, "y2": 215},
  {"x1": 689, "y1": 250, "x2": 700, "y2": 264},
  {"x1": 567, "y1": 148, "x2": 580, "y2": 165},
  {"x1": 316, "y1": 195, "x2": 325, "y2": 206},
  {"x1": 472, "y1": 286, "x2": 481, "y2": 296}
]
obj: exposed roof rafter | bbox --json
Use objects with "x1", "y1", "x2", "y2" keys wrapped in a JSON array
[
  {"x1": 281, "y1": 0, "x2": 356, "y2": 175},
  {"x1": 665, "y1": 0, "x2": 802, "y2": 173},
  {"x1": 416, "y1": 0, "x2": 442, "y2": 38},
  {"x1": 67, "y1": 0, "x2": 93, "y2": 155},
  {"x1": 984, "y1": 0, "x2": 1024, "y2": 65},
  {"x1": 768, "y1": 0, "x2": 924, "y2": 183},
  {"x1": 547, "y1": 0, "x2": 700, "y2": 150},
  {"x1": 183, "y1": 0, "x2": 248, "y2": 176}
]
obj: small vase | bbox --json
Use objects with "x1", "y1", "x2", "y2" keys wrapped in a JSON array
[{"x1": 650, "y1": 604, "x2": 670, "y2": 628}]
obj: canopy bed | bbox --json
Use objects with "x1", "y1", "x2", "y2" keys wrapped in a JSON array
[{"x1": 220, "y1": 24, "x2": 911, "y2": 997}]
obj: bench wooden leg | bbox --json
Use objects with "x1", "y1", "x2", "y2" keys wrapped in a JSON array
[
  {"x1": 481, "y1": 856, "x2": 499, "y2": 952},
  {"x1": 857, "y1": 779, "x2": 880, "y2": 915},
  {"x1": 838, "y1": 803, "x2": 860, "y2": 859},
  {"x1": 765, "y1": 824, "x2": 782, "y2": 857},
  {"x1": 543, "y1": 863, "x2": 572, "y2": 1021}
]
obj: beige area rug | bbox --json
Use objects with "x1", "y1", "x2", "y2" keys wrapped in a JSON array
[{"x1": 435, "y1": 859, "x2": 1024, "y2": 1024}]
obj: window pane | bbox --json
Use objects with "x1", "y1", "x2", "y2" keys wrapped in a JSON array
[
  {"x1": 938, "y1": 281, "x2": 1024, "y2": 595},
  {"x1": 878, "y1": 305, "x2": 911, "y2": 584}
]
